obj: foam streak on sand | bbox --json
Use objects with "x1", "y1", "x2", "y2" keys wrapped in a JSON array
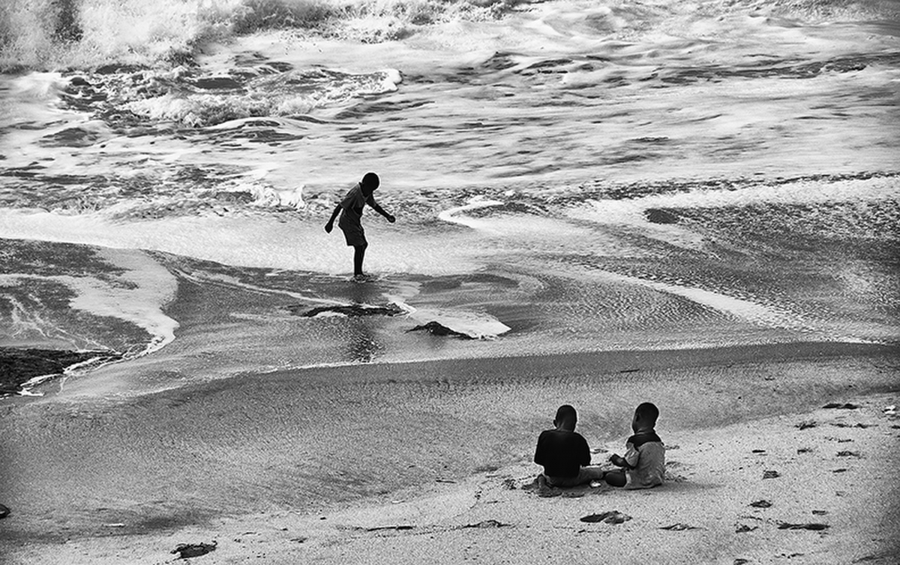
[
  {"x1": 70, "y1": 248, "x2": 179, "y2": 355},
  {"x1": 598, "y1": 270, "x2": 818, "y2": 335}
]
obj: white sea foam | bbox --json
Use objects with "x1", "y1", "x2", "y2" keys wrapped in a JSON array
[
  {"x1": 0, "y1": 247, "x2": 178, "y2": 357},
  {"x1": 575, "y1": 176, "x2": 900, "y2": 228},
  {"x1": 437, "y1": 197, "x2": 505, "y2": 230},
  {"x1": 70, "y1": 248, "x2": 179, "y2": 355}
]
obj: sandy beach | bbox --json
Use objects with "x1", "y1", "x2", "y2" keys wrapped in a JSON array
[
  {"x1": 1, "y1": 342, "x2": 897, "y2": 564},
  {"x1": 2, "y1": 0, "x2": 899, "y2": 562}
]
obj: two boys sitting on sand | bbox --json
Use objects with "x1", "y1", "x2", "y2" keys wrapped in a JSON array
[{"x1": 534, "y1": 403, "x2": 665, "y2": 490}]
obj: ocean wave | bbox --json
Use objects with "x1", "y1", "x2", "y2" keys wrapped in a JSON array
[
  {"x1": 0, "y1": 0, "x2": 529, "y2": 71},
  {"x1": 5, "y1": 0, "x2": 897, "y2": 72}
]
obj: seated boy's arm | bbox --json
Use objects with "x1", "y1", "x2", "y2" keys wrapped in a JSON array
[
  {"x1": 622, "y1": 443, "x2": 640, "y2": 469},
  {"x1": 579, "y1": 436, "x2": 591, "y2": 467},
  {"x1": 610, "y1": 443, "x2": 640, "y2": 469},
  {"x1": 609, "y1": 454, "x2": 632, "y2": 469}
]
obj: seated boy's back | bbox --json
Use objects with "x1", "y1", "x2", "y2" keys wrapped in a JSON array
[
  {"x1": 534, "y1": 404, "x2": 605, "y2": 488},
  {"x1": 534, "y1": 428, "x2": 590, "y2": 478}
]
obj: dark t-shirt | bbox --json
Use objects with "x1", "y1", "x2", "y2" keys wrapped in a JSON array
[
  {"x1": 534, "y1": 429, "x2": 591, "y2": 478},
  {"x1": 338, "y1": 183, "x2": 376, "y2": 227}
]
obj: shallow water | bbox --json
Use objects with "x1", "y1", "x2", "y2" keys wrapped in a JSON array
[{"x1": 1, "y1": 0, "x2": 898, "y2": 397}]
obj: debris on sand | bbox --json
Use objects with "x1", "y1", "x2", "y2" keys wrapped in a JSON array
[
  {"x1": 172, "y1": 542, "x2": 217, "y2": 559},
  {"x1": 464, "y1": 520, "x2": 508, "y2": 529},
  {"x1": 660, "y1": 523, "x2": 699, "y2": 531},
  {"x1": 364, "y1": 525, "x2": 414, "y2": 532},
  {"x1": 580, "y1": 511, "x2": 631, "y2": 524},
  {"x1": 778, "y1": 522, "x2": 829, "y2": 531}
]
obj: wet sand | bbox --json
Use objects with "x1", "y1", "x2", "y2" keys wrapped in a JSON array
[{"x1": 0, "y1": 341, "x2": 898, "y2": 563}]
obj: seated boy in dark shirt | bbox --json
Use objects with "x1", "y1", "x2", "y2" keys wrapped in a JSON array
[
  {"x1": 534, "y1": 404, "x2": 605, "y2": 488},
  {"x1": 604, "y1": 402, "x2": 665, "y2": 489}
]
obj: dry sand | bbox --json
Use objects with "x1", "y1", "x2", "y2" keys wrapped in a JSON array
[{"x1": 0, "y1": 343, "x2": 898, "y2": 564}]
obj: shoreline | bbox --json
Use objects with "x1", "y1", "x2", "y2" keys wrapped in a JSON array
[
  {"x1": 0, "y1": 342, "x2": 898, "y2": 563},
  {"x1": 26, "y1": 339, "x2": 899, "y2": 403}
]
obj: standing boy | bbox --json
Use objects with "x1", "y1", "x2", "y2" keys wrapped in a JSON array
[
  {"x1": 325, "y1": 172, "x2": 395, "y2": 280},
  {"x1": 534, "y1": 405, "x2": 606, "y2": 488},
  {"x1": 604, "y1": 402, "x2": 665, "y2": 489}
]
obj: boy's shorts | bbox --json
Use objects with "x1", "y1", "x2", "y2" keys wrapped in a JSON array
[
  {"x1": 339, "y1": 220, "x2": 367, "y2": 247},
  {"x1": 546, "y1": 466, "x2": 605, "y2": 488}
]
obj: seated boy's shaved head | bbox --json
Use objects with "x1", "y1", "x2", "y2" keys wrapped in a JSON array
[
  {"x1": 555, "y1": 404, "x2": 577, "y2": 424},
  {"x1": 635, "y1": 402, "x2": 659, "y2": 424}
]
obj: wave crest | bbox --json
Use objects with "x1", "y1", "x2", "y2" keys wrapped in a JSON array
[{"x1": 1, "y1": 0, "x2": 528, "y2": 71}]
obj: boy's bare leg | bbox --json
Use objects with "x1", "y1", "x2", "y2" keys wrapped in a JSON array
[
  {"x1": 353, "y1": 244, "x2": 367, "y2": 277},
  {"x1": 604, "y1": 470, "x2": 627, "y2": 487}
]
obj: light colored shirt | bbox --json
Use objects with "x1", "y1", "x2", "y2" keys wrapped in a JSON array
[{"x1": 623, "y1": 432, "x2": 665, "y2": 489}]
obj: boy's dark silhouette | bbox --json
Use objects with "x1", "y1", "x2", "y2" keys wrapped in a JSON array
[{"x1": 325, "y1": 172, "x2": 395, "y2": 280}]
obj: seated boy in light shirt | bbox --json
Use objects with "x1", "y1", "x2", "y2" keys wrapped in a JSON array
[{"x1": 604, "y1": 402, "x2": 665, "y2": 489}]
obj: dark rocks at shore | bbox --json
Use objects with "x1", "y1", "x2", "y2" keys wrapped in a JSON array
[
  {"x1": 645, "y1": 208, "x2": 680, "y2": 224},
  {"x1": 406, "y1": 321, "x2": 475, "y2": 339},
  {"x1": 291, "y1": 303, "x2": 406, "y2": 318},
  {"x1": 0, "y1": 347, "x2": 121, "y2": 396}
]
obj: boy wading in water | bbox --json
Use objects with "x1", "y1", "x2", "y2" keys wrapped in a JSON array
[{"x1": 325, "y1": 172, "x2": 395, "y2": 280}]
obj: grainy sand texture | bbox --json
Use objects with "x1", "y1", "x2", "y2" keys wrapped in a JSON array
[{"x1": 1, "y1": 343, "x2": 897, "y2": 564}]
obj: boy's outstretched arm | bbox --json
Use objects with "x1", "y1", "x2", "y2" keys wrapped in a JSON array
[
  {"x1": 369, "y1": 201, "x2": 395, "y2": 223},
  {"x1": 325, "y1": 204, "x2": 341, "y2": 232}
]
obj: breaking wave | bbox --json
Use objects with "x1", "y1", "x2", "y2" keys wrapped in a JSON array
[
  {"x1": 0, "y1": 0, "x2": 527, "y2": 71},
  {"x1": 3, "y1": 0, "x2": 899, "y2": 72}
]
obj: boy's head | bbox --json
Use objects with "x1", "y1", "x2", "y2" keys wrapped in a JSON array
[
  {"x1": 632, "y1": 402, "x2": 659, "y2": 431},
  {"x1": 361, "y1": 172, "x2": 380, "y2": 194},
  {"x1": 554, "y1": 404, "x2": 577, "y2": 431}
]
